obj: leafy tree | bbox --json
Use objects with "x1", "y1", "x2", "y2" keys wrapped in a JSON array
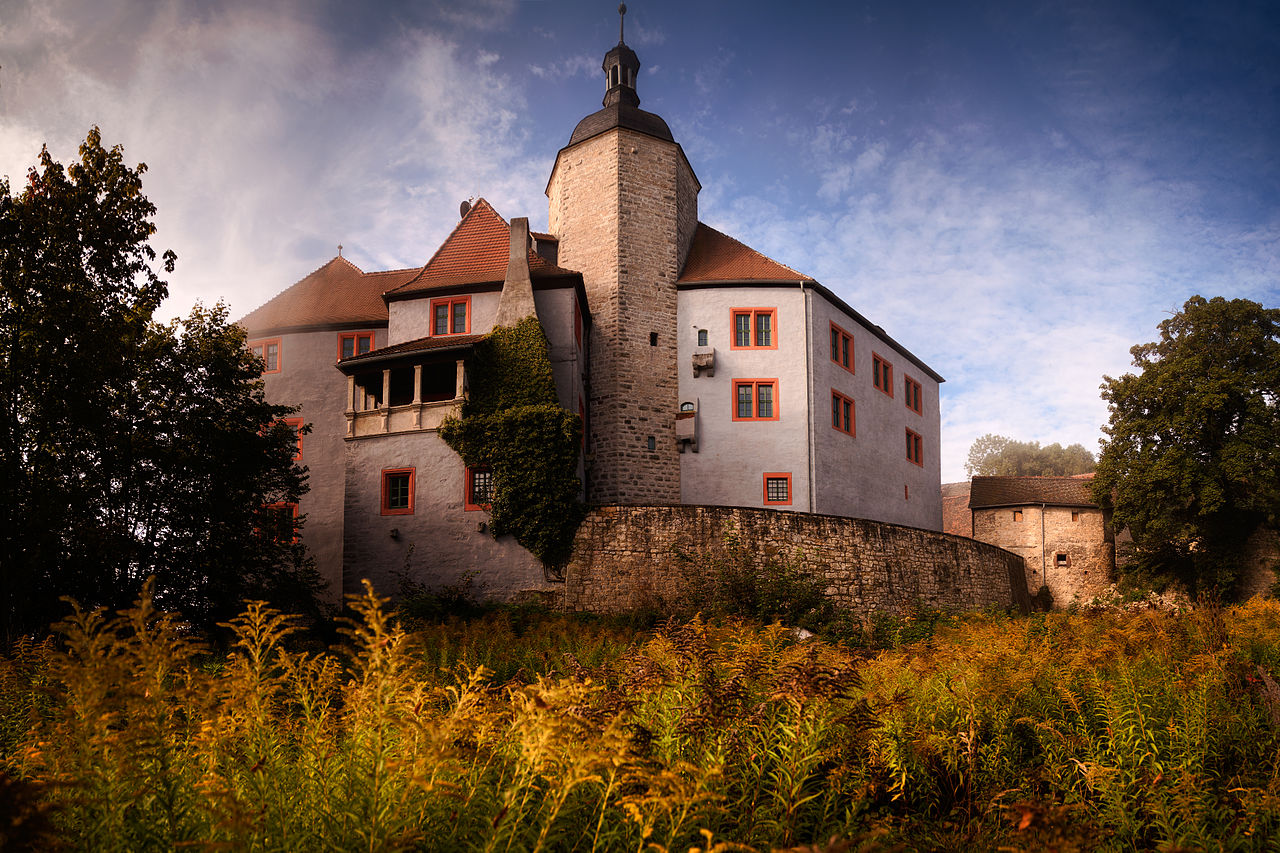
[
  {"x1": 1092, "y1": 295, "x2": 1280, "y2": 597},
  {"x1": 964, "y1": 433, "x2": 1095, "y2": 477},
  {"x1": 0, "y1": 128, "x2": 321, "y2": 640}
]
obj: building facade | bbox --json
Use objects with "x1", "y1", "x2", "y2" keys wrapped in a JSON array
[
  {"x1": 239, "y1": 25, "x2": 944, "y2": 603},
  {"x1": 967, "y1": 475, "x2": 1115, "y2": 605}
]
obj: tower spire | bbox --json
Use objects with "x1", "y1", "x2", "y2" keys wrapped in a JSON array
[{"x1": 602, "y1": 5, "x2": 640, "y2": 108}]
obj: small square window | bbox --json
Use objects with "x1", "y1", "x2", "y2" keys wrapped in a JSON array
[
  {"x1": 1013, "y1": 509, "x2": 1024, "y2": 522},
  {"x1": 283, "y1": 417, "x2": 304, "y2": 460},
  {"x1": 904, "y1": 375, "x2": 922, "y2": 415},
  {"x1": 831, "y1": 390, "x2": 855, "y2": 436},
  {"x1": 873, "y1": 354, "x2": 893, "y2": 396},
  {"x1": 1055, "y1": 552, "x2": 1071, "y2": 568},
  {"x1": 763, "y1": 472, "x2": 792, "y2": 506},
  {"x1": 697, "y1": 329, "x2": 708, "y2": 347},
  {"x1": 732, "y1": 379, "x2": 779, "y2": 421},
  {"x1": 381, "y1": 468, "x2": 415, "y2": 515},
  {"x1": 430, "y1": 297, "x2": 470, "y2": 336},
  {"x1": 466, "y1": 466, "x2": 493, "y2": 511},
  {"x1": 730, "y1": 308, "x2": 778, "y2": 350},
  {"x1": 830, "y1": 323, "x2": 853, "y2": 372},
  {"x1": 249, "y1": 339, "x2": 282, "y2": 374},
  {"x1": 259, "y1": 502, "x2": 298, "y2": 544},
  {"x1": 1071, "y1": 511, "x2": 1080, "y2": 522},
  {"x1": 906, "y1": 428, "x2": 923, "y2": 466},
  {"x1": 339, "y1": 331, "x2": 375, "y2": 361}
]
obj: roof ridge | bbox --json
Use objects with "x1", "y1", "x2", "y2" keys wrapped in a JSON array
[
  {"x1": 973, "y1": 474, "x2": 1096, "y2": 480},
  {"x1": 388, "y1": 198, "x2": 503, "y2": 295},
  {"x1": 692, "y1": 221, "x2": 811, "y2": 280},
  {"x1": 239, "y1": 254, "x2": 363, "y2": 322}
]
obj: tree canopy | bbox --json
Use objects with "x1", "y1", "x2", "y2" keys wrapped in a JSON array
[
  {"x1": 964, "y1": 434, "x2": 1096, "y2": 478},
  {"x1": 1091, "y1": 295, "x2": 1280, "y2": 596},
  {"x1": 0, "y1": 128, "x2": 322, "y2": 640}
]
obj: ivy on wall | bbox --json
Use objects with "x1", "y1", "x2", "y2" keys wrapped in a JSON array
[{"x1": 440, "y1": 317, "x2": 584, "y2": 571}]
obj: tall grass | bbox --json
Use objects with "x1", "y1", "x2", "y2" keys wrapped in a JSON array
[{"x1": 4, "y1": 586, "x2": 1280, "y2": 850}]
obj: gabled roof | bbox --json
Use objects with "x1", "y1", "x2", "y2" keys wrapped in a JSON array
[
  {"x1": 969, "y1": 475, "x2": 1100, "y2": 510},
  {"x1": 238, "y1": 256, "x2": 417, "y2": 335},
  {"x1": 385, "y1": 198, "x2": 579, "y2": 299},
  {"x1": 678, "y1": 223, "x2": 810, "y2": 283}
]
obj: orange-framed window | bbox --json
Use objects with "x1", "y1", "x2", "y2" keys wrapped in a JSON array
[
  {"x1": 465, "y1": 466, "x2": 493, "y2": 512},
  {"x1": 258, "y1": 502, "x2": 298, "y2": 544},
  {"x1": 830, "y1": 322, "x2": 853, "y2": 372},
  {"x1": 831, "y1": 390, "x2": 855, "y2": 436},
  {"x1": 730, "y1": 308, "x2": 778, "y2": 349},
  {"x1": 872, "y1": 353, "x2": 893, "y2": 397},
  {"x1": 763, "y1": 472, "x2": 792, "y2": 506},
  {"x1": 430, "y1": 296, "x2": 470, "y2": 336},
  {"x1": 283, "y1": 417, "x2": 304, "y2": 460},
  {"x1": 338, "y1": 331, "x2": 375, "y2": 361},
  {"x1": 906, "y1": 428, "x2": 923, "y2": 467},
  {"x1": 381, "y1": 468, "x2": 415, "y2": 515},
  {"x1": 249, "y1": 338, "x2": 281, "y2": 374},
  {"x1": 732, "y1": 379, "x2": 779, "y2": 421},
  {"x1": 904, "y1": 375, "x2": 922, "y2": 415}
]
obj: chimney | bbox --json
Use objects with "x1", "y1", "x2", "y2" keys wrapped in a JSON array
[{"x1": 494, "y1": 217, "x2": 539, "y2": 328}]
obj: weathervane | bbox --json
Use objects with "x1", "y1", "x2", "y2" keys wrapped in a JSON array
[{"x1": 619, "y1": 3, "x2": 626, "y2": 44}]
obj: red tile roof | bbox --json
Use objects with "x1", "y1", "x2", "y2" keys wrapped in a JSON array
[
  {"x1": 337, "y1": 333, "x2": 483, "y2": 368},
  {"x1": 386, "y1": 198, "x2": 578, "y2": 298},
  {"x1": 678, "y1": 222, "x2": 810, "y2": 283},
  {"x1": 238, "y1": 256, "x2": 417, "y2": 335},
  {"x1": 969, "y1": 475, "x2": 1099, "y2": 510}
]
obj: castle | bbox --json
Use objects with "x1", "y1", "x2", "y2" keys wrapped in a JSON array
[{"x1": 239, "y1": 16, "x2": 945, "y2": 603}]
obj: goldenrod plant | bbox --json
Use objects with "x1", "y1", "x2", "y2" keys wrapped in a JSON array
[{"x1": 5, "y1": 584, "x2": 1280, "y2": 850}]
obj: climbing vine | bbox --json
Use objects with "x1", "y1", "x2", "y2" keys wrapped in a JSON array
[{"x1": 439, "y1": 317, "x2": 584, "y2": 570}]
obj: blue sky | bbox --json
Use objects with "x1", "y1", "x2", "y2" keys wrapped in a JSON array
[{"x1": 2, "y1": 0, "x2": 1277, "y2": 481}]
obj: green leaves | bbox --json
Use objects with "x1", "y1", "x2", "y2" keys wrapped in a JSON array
[
  {"x1": 0, "y1": 129, "x2": 321, "y2": 641},
  {"x1": 440, "y1": 317, "x2": 584, "y2": 570},
  {"x1": 1093, "y1": 295, "x2": 1280, "y2": 597},
  {"x1": 964, "y1": 433, "x2": 1096, "y2": 478}
]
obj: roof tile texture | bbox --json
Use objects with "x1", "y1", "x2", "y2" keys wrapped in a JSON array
[
  {"x1": 239, "y1": 257, "x2": 417, "y2": 334},
  {"x1": 338, "y1": 333, "x2": 483, "y2": 366},
  {"x1": 388, "y1": 198, "x2": 578, "y2": 297},
  {"x1": 678, "y1": 222, "x2": 809, "y2": 283},
  {"x1": 969, "y1": 475, "x2": 1099, "y2": 509}
]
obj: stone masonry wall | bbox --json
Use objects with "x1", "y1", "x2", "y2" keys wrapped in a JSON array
[
  {"x1": 547, "y1": 127, "x2": 689, "y2": 504},
  {"x1": 563, "y1": 505, "x2": 1031, "y2": 616},
  {"x1": 1236, "y1": 526, "x2": 1280, "y2": 600},
  {"x1": 972, "y1": 505, "x2": 1113, "y2": 606}
]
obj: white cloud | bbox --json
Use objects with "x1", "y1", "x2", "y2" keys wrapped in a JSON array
[
  {"x1": 529, "y1": 54, "x2": 597, "y2": 80},
  {"x1": 0, "y1": 0, "x2": 551, "y2": 323},
  {"x1": 699, "y1": 119, "x2": 1279, "y2": 481}
]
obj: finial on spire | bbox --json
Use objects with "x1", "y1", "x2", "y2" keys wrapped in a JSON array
[
  {"x1": 619, "y1": 4, "x2": 627, "y2": 44},
  {"x1": 338, "y1": 243, "x2": 343, "y2": 257}
]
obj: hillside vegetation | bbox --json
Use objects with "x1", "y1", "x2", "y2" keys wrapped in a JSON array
[{"x1": 4, "y1": 588, "x2": 1280, "y2": 851}]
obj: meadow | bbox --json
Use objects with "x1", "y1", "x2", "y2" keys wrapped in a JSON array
[{"x1": 4, "y1": 584, "x2": 1280, "y2": 851}]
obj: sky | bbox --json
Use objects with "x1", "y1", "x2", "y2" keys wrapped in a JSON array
[{"x1": 2, "y1": 0, "x2": 1277, "y2": 482}]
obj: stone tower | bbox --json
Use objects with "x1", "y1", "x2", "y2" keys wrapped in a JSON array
[{"x1": 546, "y1": 6, "x2": 700, "y2": 504}]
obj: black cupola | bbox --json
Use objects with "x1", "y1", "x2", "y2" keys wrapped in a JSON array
[{"x1": 602, "y1": 4, "x2": 641, "y2": 108}]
